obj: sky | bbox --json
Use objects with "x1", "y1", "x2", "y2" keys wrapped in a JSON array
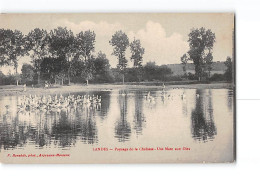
[{"x1": 0, "y1": 13, "x2": 234, "y2": 74}]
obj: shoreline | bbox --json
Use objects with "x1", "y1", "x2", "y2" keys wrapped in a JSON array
[{"x1": 0, "y1": 82, "x2": 234, "y2": 96}]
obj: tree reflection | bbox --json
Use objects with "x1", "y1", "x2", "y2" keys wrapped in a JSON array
[
  {"x1": 227, "y1": 89, "x2": 233, "y2": 112},
  {"x1": 191, "y1": 89, "x2": 217, "y2": 142},
  {"x1": 80, "y1": 107, "x2": 98, "y2": 144},
  {"x1": 114, "y1": 95, "x2": 131, "y2": 142},
  {"x1": 133, "y1": 91, "x2": 146, "y2": 135},
  {"x1": 0, "y1": 99, "x2": 100, "y2": 150}
]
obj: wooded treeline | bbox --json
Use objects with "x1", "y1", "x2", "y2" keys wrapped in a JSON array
[
  {"x1": 0, "y1": 27, "x2": 233, "y2": 86},
  {"x1": 0, "y1": 27, "x2": 175, "y2": 85}
]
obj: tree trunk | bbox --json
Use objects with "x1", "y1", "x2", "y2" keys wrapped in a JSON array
[
  {"x1": 86, "y1": 79, "x2": 89, "y2": 86},
  {"x1": 61, "y1": 78, "x2": 64, "y2": 86},
  {"x1": 122, "y1": 74, "x2": 125, "y2": 85},
  {"x1": 68, "y1": 64, "x2": 71, "y2": 85},
  {"x1": 37, "y1": 72, "x2": 40, "y2": 85},
  {"x1": 15, "y1": 66, "x2": 18, "y2": 86}
]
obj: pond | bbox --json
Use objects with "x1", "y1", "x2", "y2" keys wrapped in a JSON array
[{"x1": 0, "y1": 88, "x2": 234, "y2": 163}]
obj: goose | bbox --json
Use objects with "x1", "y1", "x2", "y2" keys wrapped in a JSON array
[
  {"x1": 181, "y1": 93, "x2": 186, "y2": 99},
  {"x1": 145, "y1": 91, "x2": 151, "y2": 100},
  {"x1": 96, "y1": 96, "x2": 102, "y2": 103}
]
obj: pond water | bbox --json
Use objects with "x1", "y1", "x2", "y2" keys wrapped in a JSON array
[{"x1": 0, "y1": 88, "x2": 234, "y2": 163}]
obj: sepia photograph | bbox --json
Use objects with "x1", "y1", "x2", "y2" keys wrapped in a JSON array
[{"x1": 0, "y1": 13, "x2": 235, "y2": 163}]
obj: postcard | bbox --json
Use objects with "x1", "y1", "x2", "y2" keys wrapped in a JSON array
[{"x1": 0, "y1": 13, "x2": 235, "y2": 163}]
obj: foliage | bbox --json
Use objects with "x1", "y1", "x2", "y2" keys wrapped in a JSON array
[
  {"x1": 180, "y1": 54, "x2": 188, "y2": 72},
  {"x1": 205, "y1": 52, "x2": 213, "y2": 77},
  {"x1": 92, "y1": 51, "x2": 114, "y2": 83},
  {"x1": 143, "y1": 62, "x2": 172, "y2": 81},
  {"x1": 0, "y1": 72, "x2": 16, "y2": 85},
  {"x1": 21, "y1": 64, "x2": 35, "y2": 84},
  {"x1": 49, "y1": 27, "x2": 76, "y2": 84},
  {"x1": 40, "y1": 57, "x2": 68, "y2": 84},
  {"x1": 187, "y1": 27, "x2": 215, "y2": 81},
  {"x1": 0, "y1": 71, "x2": 6, "y2": 85},
  {"x1": 109, "y1": 31, "x2": 129, "y2": 74},
  {"x1": 76, "y1": 30, "x2": 96, "y2": 61},
  {"x1": 209, "y1": 73, "x2": 225, "y2": 82},
  {"x1": 0, "y1": 29, "x2": 28, "y2": 85},
  {"x1": 26, "y1": 28, "x2": 50, "y2": 84},
  {"x1": 187, "y1": 73, "x2": 198, "y2": 80},
  {"x1": 224, "y1": 56, "x2": 233, "y2": 82},
  {"x1": 130, "y1": 39, "x2": 145, "y2": 68}
]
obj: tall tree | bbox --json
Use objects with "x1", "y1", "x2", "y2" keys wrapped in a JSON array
[
  {"x1": 26, "y1": 28, "x2": 50, "y2": 84},
  {"x1": 109, "y1": 31, "x2": 129, "y2": 84},
  {"x1": 50, "y1": 27, "x2": 75, "y2": 85},
  {"x1": 76, "y1": 30, "x2": 96, "y2": 62},
  {"x1": 187, "y1": 27, "x2": 215, "y2": 81},
  {"x1": 130, "y1": 39, "x2": 145, "y2": 82},
  {"x1": 76, "y1": 30, "x2": 96, "y2": 84},
  {"x1": 0, "y1": 29, "x2": 13, "y2": 66},
  {"x1": 130, "y1": 39, "x2": 145, "y2": 68},
  {"x1": 180, "y1": 54, "x2": 189, "y2": 77},
  {"x1": 81, "y1": 56, "x2": 95, "y2": 85},
  {"x1": 0, "y1": 29, "x2": 28, "y2": 85},
  {"x1": 224, "y1": 56, "x2": 233, "y2": 82},
  {"x1": 205, "y1": 52, "x2": 213, "y2": 78}
]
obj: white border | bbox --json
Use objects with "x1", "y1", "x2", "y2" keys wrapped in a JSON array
[{"x1": 1, "y1": 0, "x2": 260, "y2": 175}]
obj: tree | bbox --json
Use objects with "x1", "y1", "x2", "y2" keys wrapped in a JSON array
[
  {"x1": 0, "y1": 29, "x2": 13, "y2": 66},
  {"x1": 70, "y1": 56, "x2": 85, "y2": 82},
  {"x1": 224, "y1": 56, "x2": 233, "y2": 82},
  {"x1": 130, "y1": 39, "x2": 145, "y2": 82},
  {"x1": 76, "y1": 30, "x2": 96, "y2": 84},
  {"x1": 21, "y1": 64, "x2": 34, "y2": 84},
  {"x1": 50, "y1": 27, "x2": 76, "y2": 85},
  {"x1": 76, "y1": 30, "x2": 96, "y2": 62},
  {"x1": 109, "y1": 31, "x2": 129, "y2": 84},
  {"x1": 180, "y1": 54, "x2": 189, "y2": 77},
  {"x1": 26, "y1": 28, "x2": 50, "y2": 84},
  {"x1": 0, "y1": 29, "x2": 28, "y2": 85},
  {"x1": 93, "y1": 51, "x2": 113, "y2": 83},
  {"x1": 130, "y1": 39, "x2": 145, "y2": 68},
  {"x1": 205, "y1": 52, "x2": 213, "y2": 78},
  {"x1": 0, "y1": 71, "x2": 6, "y2": 85},
  {"x1": 81, "y1": 56, "x2": 95, "y2": 85},
  {"x1": 187, "y1": 27, "x2": 216, "y2": 81}
]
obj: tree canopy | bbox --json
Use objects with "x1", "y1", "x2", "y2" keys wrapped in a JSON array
[{"x1": 187, "y1": 27, "x2": 216, "y2": 80}]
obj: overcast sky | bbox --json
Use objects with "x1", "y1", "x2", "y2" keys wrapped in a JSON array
[{"x1": 0, "y1": 13, "x2": 234, "y2": 74}]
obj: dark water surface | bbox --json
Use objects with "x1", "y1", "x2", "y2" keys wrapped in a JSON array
[{"x1": 0, "y1": 88, "x2": 234, "y2": 154}]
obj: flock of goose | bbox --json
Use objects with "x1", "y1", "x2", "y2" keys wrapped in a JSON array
[
  {"x1": 16, "y1": 94, "x2": 102, "y2": 112},
  {"x1": 5, "y1": 89, "x2": 201, "y2": 112},
  {"x1": 144, "y1": 90, "x2": 200, "y2": 103}
]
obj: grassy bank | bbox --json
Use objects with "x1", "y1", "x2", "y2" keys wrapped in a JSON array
[{"x1": 0, "y1": 82, "x2": 234, "y2": 96}]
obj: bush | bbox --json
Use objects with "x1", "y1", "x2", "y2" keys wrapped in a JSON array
[
  {"x1": 187, "y1": 73, "x2": 198, "y2": 80},
  {"x1": 209, "y1": 73, "x2": 225, "y2": 81}
]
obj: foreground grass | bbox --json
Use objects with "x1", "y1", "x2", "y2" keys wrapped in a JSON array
[{"x1": 0, "y1": 82, "x2": 234, "y2": 96}]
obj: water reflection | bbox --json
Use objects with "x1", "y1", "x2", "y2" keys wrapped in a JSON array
[
  {"x1": 114, "y1": 94, "x2": 131, "y2": 142},
  {"x1": 191, "y1": 89, "x2": 217, "y2": 142},
  {"x1": 0, "y1": 89, "x2": 233, "y2": 151},
  {"x1": 133, "y1": 91, "x2": 146, "y2": 136}
]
